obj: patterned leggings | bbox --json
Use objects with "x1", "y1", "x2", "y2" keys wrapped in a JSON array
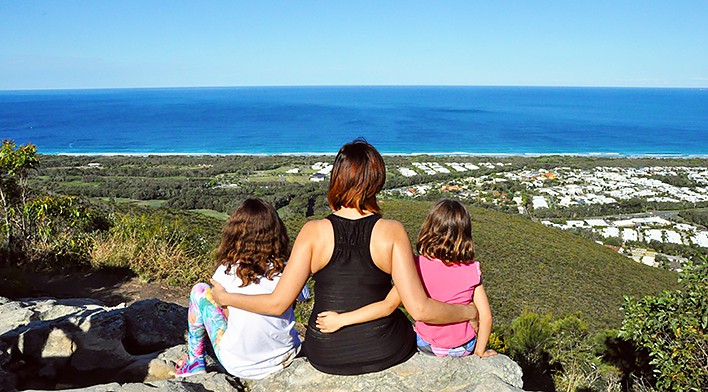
[
  {"x1": 187, "y1": 282, "x2": 228, "y2": 362},
  {"x1": 416, "y1": 334, "x2": 477, "y2": 357}
]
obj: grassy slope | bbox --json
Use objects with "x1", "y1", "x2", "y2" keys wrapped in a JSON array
[{"x1": 380, "y1": 199, "x2": 678, "y2": 328}]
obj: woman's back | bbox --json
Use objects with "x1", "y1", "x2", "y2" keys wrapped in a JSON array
[{"x1": 305, "y1": 214, "x2": 416, "y2": 375}]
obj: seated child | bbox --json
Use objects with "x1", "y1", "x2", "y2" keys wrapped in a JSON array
[
  {"x1": 176, "y1": 198, "x2": 310, "y2": 379},
  {"x1": 316, "y1": 199, "x2": 496, "y2": 358}
]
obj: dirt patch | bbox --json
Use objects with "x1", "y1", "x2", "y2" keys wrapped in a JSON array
[{"x1": 1, "y1": 266, "x2": 190, "y2": 306}]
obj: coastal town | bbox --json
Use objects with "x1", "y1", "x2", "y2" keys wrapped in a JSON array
[
  {"x1": 52, "y1": 155, "x2": 708, "y2": 272},
  {"x1": 382, "y1": 160, "x2": 708, "y2": 271}
]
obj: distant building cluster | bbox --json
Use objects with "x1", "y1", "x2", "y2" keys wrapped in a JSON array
[
  {"x1": 309, "y1": 162, "x2": 333, "y2": 182},
  {"x1": 383, "y1": 162, "x2": 708, "y2": 270},
  {"x1": 400, "y1": 161, "x2": 507, "y2": 177},
  {"x1": 542, "y1": 216, "x2": 708, "y2": 248},
  {"x1": 516, "y1": 166, "x2": 708, "y2": 209}
]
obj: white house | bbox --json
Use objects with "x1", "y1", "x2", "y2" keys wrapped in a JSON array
[
  {"x1": 674, "y1": 223, "x2": 696, "y2": 232},
  {"x1": 601, "y1": 227, "x2": 620, "y2": 238},
  {"x1": 566, "y1": 220, "x2": 586, "y2": 228},
  {"x1": 690, "y1": 231, "x2": 708, "y2": 248},
  {"x1": 398, "y1": 167, "x2": 417, "y2": 177},
  {"x1": 621, "y1": 229, "x2": 639, "y2": 242},
  {"x1": 463, "y1": 163, "x2": 480, "y2": 170},
  {"x1": 309, "y1": 173, "x2": 326, "y2": 182},
  {"x1": 664, "y1": 230, "x2": 683, "y2": 245},
  {"x1": 644, "y1": 229, "x2": 664, "y2": 243},
  {"x1": 532, "y1": 196, "x2": 549, "y2": 209},
  {"x1": 585, "y1": 219, "x2": 608, "y2": 227},
  {"x1": 613, "y1": 219, "x2": 636, "y2": 227},
  {"x1": 641, "y1": 255, "x2": 656, "y2": 267},
  {"x1": 632, "y1": 217, "x2": 672, "y2": 226},
  {"x1": 448, "y1": 163, "x2": 467, "y2": 172}
]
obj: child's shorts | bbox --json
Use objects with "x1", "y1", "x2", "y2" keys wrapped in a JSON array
[{"x1": 416, "y1": 334, "x2": 476, "y2": 357}]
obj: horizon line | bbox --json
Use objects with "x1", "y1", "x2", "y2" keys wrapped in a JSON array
[
  {"x1": 2, "y1": 83, "x2": 707, "y2": 93},
  {"x1": 41, "y1": 152, "x2": 708, "y2": 159}
]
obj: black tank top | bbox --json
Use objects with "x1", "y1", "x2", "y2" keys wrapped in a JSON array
[{"x1": 304, "y1": 214, "x2": 416, "y2": 375}]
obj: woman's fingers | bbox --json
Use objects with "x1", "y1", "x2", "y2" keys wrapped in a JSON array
[{"x1": 209, "y1": 279, "x2": 226, "y2": 305}]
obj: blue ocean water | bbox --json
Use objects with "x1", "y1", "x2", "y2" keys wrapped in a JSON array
[{"x1": 1, "y1": 86, "x2": 706, "y2": 155}]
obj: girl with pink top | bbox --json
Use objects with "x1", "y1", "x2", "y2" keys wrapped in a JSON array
[{"x1": 316, "y1": 199, "x2": 497, "y2": 358}]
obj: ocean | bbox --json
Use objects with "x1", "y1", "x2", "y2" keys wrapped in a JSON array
[{"x1": 1, "y1": 86, "x2": 706, "y2": 156}]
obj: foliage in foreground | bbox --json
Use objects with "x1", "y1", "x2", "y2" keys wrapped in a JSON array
[
  {"x1": 490, "y1": 312, "x2": 627, "y2": 392},
  {"x1": 619, "y1": 262, "x2": 708, "y2": 392},
  {"x1": 91, "y1": 207, "x2": 222, "y2": 286},
  {"x1": 1, "y1": 140, "x2": 104, "y2": 266}
]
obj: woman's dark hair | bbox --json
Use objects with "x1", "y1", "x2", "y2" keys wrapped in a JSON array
[
  {"x1": 328, "y1": 138, "x2": 386, "y2": 215},
  {"x1": 216, "y1": 198, "x2": 289, "y2": 286},
  {"x1": 417, "y1": 199, "x2": 475, "y2": 264}
]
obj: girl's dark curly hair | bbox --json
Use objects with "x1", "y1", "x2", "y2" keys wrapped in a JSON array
[
  {"x1": 216, "y1": 198, "x2": 289, "y2": 286},
  {"x1": 417, "y1": 199, "x2": 475, "y2": 265}
]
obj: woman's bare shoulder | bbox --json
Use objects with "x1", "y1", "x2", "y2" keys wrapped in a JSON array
[
  {"x1": 298, "y1": 218, "x2": 333, "y2": 237},
  {"x1": 373, "y1": 217, "x2": 408, "y2": 238},
  {"x1": 376, "y1": 217, "x2": 406, "y2": 231}
]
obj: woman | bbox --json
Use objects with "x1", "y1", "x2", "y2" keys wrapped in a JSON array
[{"x1": 211, "y1": 138, "x2": 478, "y2": 375}]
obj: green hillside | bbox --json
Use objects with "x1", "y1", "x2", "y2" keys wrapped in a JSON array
[{"x1": 380, "y1": 199, "x2": 679, "y2": 328}]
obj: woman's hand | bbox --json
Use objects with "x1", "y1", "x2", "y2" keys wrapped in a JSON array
[
  {"x1": 468, "y1": 302, "x2": 479, "y2": 331},
  {"x1": 221, "y1": 306, "x2": 229, "y2": 320},
  {"x1": 475, "y1": 349, "x2": 498, "y2": 358},
  {"x1": 316, "y1": 311, "x2": 345, "y2": 333},
  {"x1": 210, "y1": 279, "x2": 227, "y2": 306}
]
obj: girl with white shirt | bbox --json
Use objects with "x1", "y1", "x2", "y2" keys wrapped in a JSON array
[{"x1": 175, "y1": 198, "x2": 309, "y2": 379}]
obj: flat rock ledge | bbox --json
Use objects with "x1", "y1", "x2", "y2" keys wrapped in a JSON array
[
  {"x1": 23, "y1": 354, "x2": 525, "y2": 392},
  {"x1": 1, "y1": 296, "x2": 525, "y2": 392}
]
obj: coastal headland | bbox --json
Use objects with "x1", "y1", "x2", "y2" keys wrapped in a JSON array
[{"x1": 3, "y1": 151, "x2": 706, "y2": 390}]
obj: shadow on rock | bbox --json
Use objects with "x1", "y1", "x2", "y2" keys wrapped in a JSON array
[{"x1": 0, "y1": 296, "x2": 187, "y2": 390}]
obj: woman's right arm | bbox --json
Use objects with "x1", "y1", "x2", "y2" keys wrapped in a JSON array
[
  {"x1": 386, "y1": 220, "x2": 479, "y2": 325},
  {"x1": 210, "y1": 220, "x2": 317, "y2": 315}
]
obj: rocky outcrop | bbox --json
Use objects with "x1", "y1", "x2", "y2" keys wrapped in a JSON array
[
  {"x1": 1, "y1": 296, "x2": 525, "y2": 391},
  {"x1": 0, "y1": 296, "x2": 186, "y2": 390},
  {"x1": 22, "y1": 355, "x2": 524, "y2": 392}
]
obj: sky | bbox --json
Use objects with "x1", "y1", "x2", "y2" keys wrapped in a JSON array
[{"x1": 1, "y1": 1, "x2": 707, "y2": 90}]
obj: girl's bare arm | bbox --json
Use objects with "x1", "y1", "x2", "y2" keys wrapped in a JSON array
[
  {"x1": 316, "y1": 287, "x2": 401, "y2": 333},
  {"x1": 471, "y1": 284, "x2": 497, "y2": 357}
]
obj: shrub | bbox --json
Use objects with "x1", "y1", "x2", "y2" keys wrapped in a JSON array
[
  {"x1": 0, "y1": 140, "x2": 40, "y2": 258},
  {"x1": 619, "y1": 262, "x2": 708, "y2": 391},
  {"x1": 501, "y1": 311, "x2": 625, "y2": 392},
  {"x1": 549, "y1": 315, "x2": 621, "y2": 392},
  {"x1": 91, "y1": 209, "x2": 220, "y2": 286},
  {"x1": 504, "y1": 311, "x2": 556, "y2": 391},
  {"x1": 22, "y1": 194, "x2": 98, "y2": 267}
]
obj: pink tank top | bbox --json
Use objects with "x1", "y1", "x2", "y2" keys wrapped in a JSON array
[{"x1": 413, "y1": 255, "x2": 482, "y2": 348}]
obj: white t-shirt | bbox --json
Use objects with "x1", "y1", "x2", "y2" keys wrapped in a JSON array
[{"x1": 211, "y1": 264, "x2": 310, "y2": 379}]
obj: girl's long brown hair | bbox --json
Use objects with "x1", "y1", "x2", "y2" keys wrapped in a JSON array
[
  {"x1": 216, "y1": 198, "x2": 289, "y2": 286},
  {"x1": 417, "y1": 199, "x2": 475, "y2": 265}
]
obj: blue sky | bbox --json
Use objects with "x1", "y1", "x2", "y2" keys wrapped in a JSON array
[{"x1": 1, "y1": 1, "x2": 707, "y2": 89}]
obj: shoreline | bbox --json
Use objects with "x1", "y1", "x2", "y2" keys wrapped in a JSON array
[{"x1": 46, "y1": 151, "x2": 708, "y2": 159}]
